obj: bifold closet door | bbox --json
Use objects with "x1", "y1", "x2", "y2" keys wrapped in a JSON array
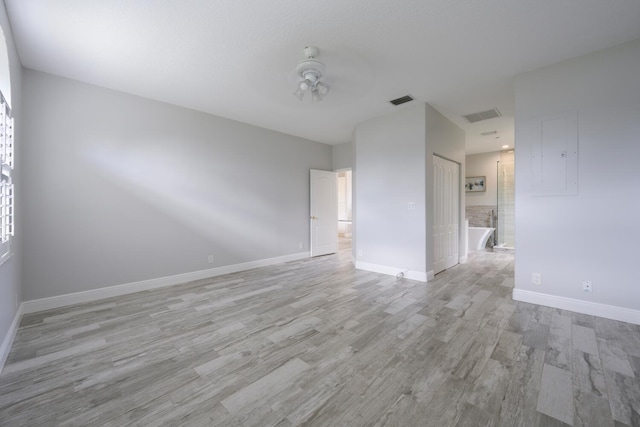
[{"x1": 433, "y1": 155, "x2": 459, "y2": 274}]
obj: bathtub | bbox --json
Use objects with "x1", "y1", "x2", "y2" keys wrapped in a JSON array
[{"x1": 468, "y1": 226, "x2": 495, "y2": 252}]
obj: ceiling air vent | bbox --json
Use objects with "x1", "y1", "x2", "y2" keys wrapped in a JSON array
[
  {"x1": 463, "y1": 108, "x2": 502, "y2": 123},
  {"x1": 480, "y1": 130, "x2": 498, "y2": 136},
  {"x1": 389, "y1": 95, "x2": 414, "y2": 106}
]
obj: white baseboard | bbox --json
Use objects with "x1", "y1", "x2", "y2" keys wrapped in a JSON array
[
  {"x1": 0, "y1": 303, "x2": 23, "y2": 375},
  {"x1": 22, "y1": 252, "x2": 310, "y2": 314},
  {"x1": 355, "y1": 261, "x2": 429, "y2": 282},
  {"x1": 513, "y1": 289, "x2": 640, "y2": 326},
  {"x1": 459, "y1": 255, "x2": 468, "y2": 264}
]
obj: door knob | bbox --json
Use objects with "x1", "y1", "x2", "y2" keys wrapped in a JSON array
[{"x1": 310, "y1": 216, "x2": 318, "y2": 220}]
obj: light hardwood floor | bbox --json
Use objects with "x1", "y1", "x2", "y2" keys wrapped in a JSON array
[{"x1": 1, "y1": 242, "x2": 639, "y2": 426}]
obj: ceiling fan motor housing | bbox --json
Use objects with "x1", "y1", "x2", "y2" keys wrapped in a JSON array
[{"x1": 296, "y1": 59, "x2": 325, "y2": 81}]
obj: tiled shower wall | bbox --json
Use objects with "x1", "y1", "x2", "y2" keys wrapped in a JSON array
[
  {"x1": 466, "y1": 205, "x2": 496, "y2": 228},
  {"x1": 497, "y1": 150, "x2": 515, "y2": 247}
]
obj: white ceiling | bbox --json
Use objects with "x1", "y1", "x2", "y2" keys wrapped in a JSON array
[{"x1": 5, "y1": 1, "x2": 640, "y2": 154}]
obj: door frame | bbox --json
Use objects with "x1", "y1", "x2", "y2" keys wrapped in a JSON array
[{"x1": 310, "y1": 169, "x2": 338, "y2": 257}]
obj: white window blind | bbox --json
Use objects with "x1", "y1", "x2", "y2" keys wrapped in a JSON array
[{"x1": 0, "y1": 93, "x2": 14, "y2": 264}]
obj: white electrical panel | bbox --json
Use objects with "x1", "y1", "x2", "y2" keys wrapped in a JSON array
[{"x1": 531, "y1": 111, "x2": 578, "y2": 196}]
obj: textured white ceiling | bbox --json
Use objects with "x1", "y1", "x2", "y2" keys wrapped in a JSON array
[{"x1": 5, "y1": 0, "x2": 640, "y2": 153}]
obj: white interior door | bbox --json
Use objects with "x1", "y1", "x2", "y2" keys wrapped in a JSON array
[
  {"x1": 310, "y1": 169, "x2": 338, "y2": 257},
  {"x1": 433, "y1": 155, "x2": 460, "y2": 274}
]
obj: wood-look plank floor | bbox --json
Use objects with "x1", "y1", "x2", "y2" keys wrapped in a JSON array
[{"x1": 1, "y1": 241, "x2": 639, "y2": 426}]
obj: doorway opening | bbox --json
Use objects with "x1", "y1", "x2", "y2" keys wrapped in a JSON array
[{"x1": 337, "y1": 169, "x2": 352, "y2": 251}]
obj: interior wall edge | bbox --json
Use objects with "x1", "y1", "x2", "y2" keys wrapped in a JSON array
[{"x1": 0, "y1": 302, "x2": 23, "y2": 375}]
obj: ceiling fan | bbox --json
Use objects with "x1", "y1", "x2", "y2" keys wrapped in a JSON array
[{"x1": 293, "y1": 46, "x2": 330, "y2": 102}]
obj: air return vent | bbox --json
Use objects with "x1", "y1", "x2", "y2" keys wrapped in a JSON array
[
  {"x1": 463, "y1": 108, "x2": 502, "y2": 123},
  {"x1": 389, "y1": 95, "x2": 414, "y2": 106},
  {"x1": 480, "y1": 130, "x2": 498, "y2": 136}
]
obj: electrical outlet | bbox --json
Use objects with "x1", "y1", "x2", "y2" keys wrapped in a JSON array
[
  {"x1": 532, "y1": 273, "x2": 541, "y2": 285},
  {"x1": 207, "y1": 255, "x2": 214, "y2": 264},
  {"x1": 582, "y1": 281, "x2": 593, "y2": 292},
  {"x1": 358, "y1": 249, "x2": 363, "y2": 257},
  {"x1": 407, "y1": 202, "x2": 416, "y2": 211},
  {"x1": 299, "y1": 242, "x2": 303, "y2": 249}
]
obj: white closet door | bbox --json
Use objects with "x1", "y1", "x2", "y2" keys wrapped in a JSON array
[{"x1": 433, "y1": 155, "x2": 459, "y2": 274}]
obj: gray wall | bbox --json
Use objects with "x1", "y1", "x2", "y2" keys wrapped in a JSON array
[
  {"x1": 354, "y1": 103, "x2": 465, "y2": 276},
  {"x1": 424, "y1": 103, "x2": 466, "y2": 270},
  {"x1": 22, "y1": 70, "x2": 331, "y2": 300},
  {"x1": 355, "y1": 104, "x2": 427, "y2": 273},
  {"x1": 332, "y1": 141, "x2": 353, "y2": 170},
  {"x1": 0, "y1": 3, "x2": 23, "y2": 353},
  {"x1": 515, "y1": 39, "x2": 640, "y2": 311}
]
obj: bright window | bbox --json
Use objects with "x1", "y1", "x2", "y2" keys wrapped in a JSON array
[{"x1": 0, "y1": 92, "x2": 14, "y2": 264}]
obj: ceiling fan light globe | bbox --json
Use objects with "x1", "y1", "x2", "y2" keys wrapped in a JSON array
[
  {"x1": 299, "y1": 79, "x2": 311, "y2": 91},
  {"x1": 293, "y1": 88, "x2": 305, "y2": 101},
  {"x1": 316, "y1": 82, "x2": 330, "y2": 96}
]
